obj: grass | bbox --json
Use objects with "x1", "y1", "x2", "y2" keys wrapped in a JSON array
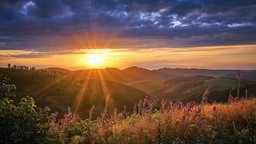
[
  {"x1": 1, "y1": 69, "x2": 256, "y2": 143},
  {"x1": 50, "y1": 97, "x2": 256, "y2": 144}
]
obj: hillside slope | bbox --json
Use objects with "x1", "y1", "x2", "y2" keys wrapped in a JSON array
[{"x1": 0, "y1": 68, "x2": 149, "y2": 118}]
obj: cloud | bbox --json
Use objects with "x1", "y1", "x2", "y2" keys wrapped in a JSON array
[{"x1": 0, "y1": 0, "x2": 256, "y2": 50}]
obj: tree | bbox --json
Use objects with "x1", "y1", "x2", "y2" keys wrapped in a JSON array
[{"x1": 7, "y1": 64, "x2": 11, "y2": 69}]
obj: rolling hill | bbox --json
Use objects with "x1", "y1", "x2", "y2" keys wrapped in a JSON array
[
  {"x1": 129, "y1": 75, "x2": 256, "y2": 103},
  {"x1": 1, "y1": 66, "x2": 256, "y2": 117},
  {"x1": 0, "y1": 68, "x2": 149, "y2": 118}
]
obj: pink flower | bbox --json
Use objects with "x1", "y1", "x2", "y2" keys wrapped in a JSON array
[
  {"x1": 74, "y1": 114, "x2": 81, "y2": 120},
  {"x1": 143, "y1": 96, "x2": 149, "y2": 104},
  {"x1": 54, "y1": 123, "x2": 59, "y2": 128},
  {"x1": 237, "y1": 69, "x2": 241, "y2": 79},
  {"x1": 203, "y1": 87, "x2": 211, "y2": 96},
  {"x1": 161, "y1": 99, "x2": 166, "y2": 107},
  {"x1": 137, "y1": 99, "x2": 142, "y2": 108}
]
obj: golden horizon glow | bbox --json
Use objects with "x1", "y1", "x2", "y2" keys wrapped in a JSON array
[{"x1": 0, "y1": 45, "x2": 256, "y2": 70}]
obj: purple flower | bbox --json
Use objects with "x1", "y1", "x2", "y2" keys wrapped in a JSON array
[
  {"x1": 145, "y1": 106, "x2": 151, "y2": 111},
  {"x1": 178, "y1": 101, "x2": 183, "y2": 109},
  {"x1": 152, "y1": 100, "x2": 157, "y2": 106},
  {"x1": 121, "y1": 110, "x2": 126, "y2": 115},
  {"x1": 67, "y1": 114, "x2": 72, "y2": 120},
  {"x1": 213, "y1": 106, "x2": 216, "y2": 112},
  {"x1": 188, "y1": 103, "x2": 194, "y2": 112},
  {"x1": 143, "y1": 96, "x2": 149, "y2": 104},
  {"x1": 55, "y1": 111, "x2": 59, "y2": 116},
  {"x1": 204, "y1": 96, "x2": 208, "y2": 102},
  {"x1": 197, "y1": 108, "x2": 202, "y2": 114}
]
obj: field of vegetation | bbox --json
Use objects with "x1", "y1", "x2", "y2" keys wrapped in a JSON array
[{"x1": 1, "y1": 77, "x2": 255, "y2": 144}]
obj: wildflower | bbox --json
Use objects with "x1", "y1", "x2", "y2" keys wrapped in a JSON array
[
  {"x1": 54, "y1": 123, "x2": 59, "y2": 128},
  {"x1": 145, "y1": 106, "x2": 151, "y2": 111},
  {"x1": 197, "y1": 107, "x2": 202, "y2": 114},
  {"x1": 143, "y1": 96, "x2": 149, "y2": 104},
  {"x1": 152, "y1": 100, "x2": 157, "y2": 106},
  {"x1": 122, "y1": 105, "x2": 127, "y2": 116},
  {"x1": 203, "y1": 87, "x2": 211, "y2": 96},
  {"x1": 178, "y1": 101, "x2": 183, "y2": 109},
  {"x1": 67, "y1": 114, "x2": 72, "y2": 120},
  {"x1": 213, "y1": 106, "x2": 216, "y2": 112},
  {"x1": 230, "y1": 95, "x2": 235, "y2": 104},
  {"x1": 237, "y1": 69, "x2": 241, "y2": 79},
  {"x1": 202, "y1": 87, "x2": 211, "y2": 103},
  {"x1": 55, "y1": 111, "x2": 59, "y2": 116},
  {"x1": 203, "y1": 95, "x2": 208, "y2": 102},
  {"x1": 188, "y1": 103, "x2": 194, "y2": 112},
  {"x1": 121, "y1": 110, "x2": 127, "y2": 116},
  {"x1": 74, "y1": 114, "x2": 80, "y2": 121},
  {"x1": 161, "y1": 99, "x2": 166, "y2": 107},
  {"x1": 52, "y1": 117, "x2": 57, "y2": 123},
  {"x1": 137, "y1": 99, "x2": 142, "y2": 108},
  {"x1": 133, "y1": 103, "x2": 137, "y2": 113}
]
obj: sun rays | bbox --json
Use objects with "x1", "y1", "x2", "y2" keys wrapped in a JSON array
[{"x1": 70, "y1": 31, "x2": 116, "y2": 114}]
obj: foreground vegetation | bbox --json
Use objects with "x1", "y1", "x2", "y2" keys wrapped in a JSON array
[{"x1": 1, "y1": 79, "x2": 256, "y2": 144}]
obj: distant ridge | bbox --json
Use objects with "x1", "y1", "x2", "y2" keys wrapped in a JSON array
[{"x1": 40, "y1": 66, "x2": 256, "y2": 81}]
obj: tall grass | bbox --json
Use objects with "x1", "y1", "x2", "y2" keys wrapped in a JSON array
[{"x1": 50, "y1": 97, "x2": 256, "y2": 144}]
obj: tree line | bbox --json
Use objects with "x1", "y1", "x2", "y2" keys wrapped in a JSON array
[{"x1": 7, "y1": 63, "x2": 35, "y2": 71}]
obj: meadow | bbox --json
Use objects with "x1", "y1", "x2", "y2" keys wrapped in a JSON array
[{"x1": 1, "y1": 76, "x2": 255, "y2": 144}]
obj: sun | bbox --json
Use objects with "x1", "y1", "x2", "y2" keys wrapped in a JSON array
[{"x1": 86, "y1": 53, "x2": 102, "y2": 66}]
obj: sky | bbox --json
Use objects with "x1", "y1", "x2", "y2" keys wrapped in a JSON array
[{"x1": 0, "y1": 0, "x2": 256, "y2": 70}]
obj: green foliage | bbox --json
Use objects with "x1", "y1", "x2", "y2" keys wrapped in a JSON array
[
  {"x1": 0, "y1": 79, "x2": 53, "y2": 143},
  {"x1": 0, "y1": 77, "x2": 16, "y2": 99}
]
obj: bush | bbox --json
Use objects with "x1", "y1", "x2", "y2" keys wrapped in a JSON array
[{"x1": 0, "y1": 78, "x2": 52, "y2": 143}]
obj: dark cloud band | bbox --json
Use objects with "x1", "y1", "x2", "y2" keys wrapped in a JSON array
[{"x1": 0, "y1": 0, "x2": 256, "y2": 50}]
